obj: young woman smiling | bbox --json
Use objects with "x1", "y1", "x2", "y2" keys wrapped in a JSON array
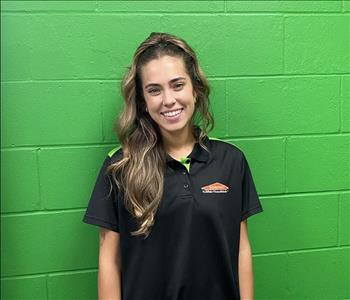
[{"x1": 83, "y1": 32, "x2": 263, "y2": 300}]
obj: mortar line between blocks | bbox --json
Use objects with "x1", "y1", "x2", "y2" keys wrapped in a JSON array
[
  {"x1": 339, "y1": 76, "x2": 343, "y2": 133},
  {"x1": 337, "y1": 193, "x2": 341, "y2": 246},
  {"x1": 35, "y1": 148, "x2": 43, "y2": 210},
  {"x1": 284, "y1": 136, "x2": 287, "y2": 194}
]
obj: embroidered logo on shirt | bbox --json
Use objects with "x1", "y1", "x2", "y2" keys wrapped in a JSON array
[{"x1": 201, "y1": 182, "x2": 229, "y2": 193}]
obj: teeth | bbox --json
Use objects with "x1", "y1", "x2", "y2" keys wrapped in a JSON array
[{"x1": 163, "y1": 109, "x2": 182, "y2": 117}]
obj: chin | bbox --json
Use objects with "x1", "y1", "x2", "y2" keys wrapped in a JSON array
[{"x1": 159, "y1": 121, "x2": 190, "y2": 133}]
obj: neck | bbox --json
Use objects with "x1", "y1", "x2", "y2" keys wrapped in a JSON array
[{"x1": 161, "y1": 124, "x2": 196, "y2": 154}]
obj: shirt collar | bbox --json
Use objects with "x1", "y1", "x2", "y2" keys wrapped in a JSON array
[{"x1": 165, "y1": 126, "x2": 210, "y2": 164}]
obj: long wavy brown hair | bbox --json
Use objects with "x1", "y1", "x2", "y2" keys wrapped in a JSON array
[{"x1": 107, "y1": 32, "x2": 214, "y2": 239}]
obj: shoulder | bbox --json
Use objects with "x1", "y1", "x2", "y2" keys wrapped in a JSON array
[
  {"x1": 106, "y1": 145, "x2": 124, "y2": 164},
  {"x1": 207, "y1": 135, "x2": 244, "y2": 160}
]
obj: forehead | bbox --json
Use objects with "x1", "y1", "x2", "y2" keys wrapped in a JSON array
[{"x1": 141, "y1": 55, "x2": 188, "y2": 85}]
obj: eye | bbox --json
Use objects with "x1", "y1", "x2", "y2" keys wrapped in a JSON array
[
  {"x1": 174, "y1": 83, "x2": 184, "y2": 90},
  {"x1": 148, "y1": 88, "x2": 160, "y2": 95}
]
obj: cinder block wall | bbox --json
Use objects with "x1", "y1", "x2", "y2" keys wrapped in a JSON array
[{"x1": 1, "y1": 1, "x2": 349, "y2": 299}]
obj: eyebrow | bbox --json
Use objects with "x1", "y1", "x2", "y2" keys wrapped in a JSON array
[{"x1": 145, "y1": 77, "x2": 186, "y2": 89}]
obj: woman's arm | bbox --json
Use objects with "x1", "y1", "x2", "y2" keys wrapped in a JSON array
[
  {"x1": 98, "y1": 228, "x2": 122, "y2": 300},
  {"x1": 238, "y1": 219, "x2": 254, "y2": 300}
]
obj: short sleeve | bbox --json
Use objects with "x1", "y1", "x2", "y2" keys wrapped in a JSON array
[
  {"x1": 82, "y1": 156, "x2": 119, "y2": 232},
  {"x1": 240, "y1": 152, "x2": 263, "y2": 221}
]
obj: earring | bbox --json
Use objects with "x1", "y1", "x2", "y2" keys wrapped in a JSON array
[{"x1": 145, "y1": 107, "x2": 148, "y2": 113}]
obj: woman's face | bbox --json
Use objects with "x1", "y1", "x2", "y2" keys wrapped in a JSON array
[{"x1": 140, "y1": 55, "x2": 197, "y2": 136}]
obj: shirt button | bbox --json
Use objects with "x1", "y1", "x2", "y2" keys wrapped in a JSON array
[{"x1": 184, "y1": 184, "x2": 189, "y2": 189}]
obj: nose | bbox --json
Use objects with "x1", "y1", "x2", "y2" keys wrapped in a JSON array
[{"x1": 162, "y1": 89, "x2": 176, "y2": 106}]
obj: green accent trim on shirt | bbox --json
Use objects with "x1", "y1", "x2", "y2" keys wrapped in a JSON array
[
  {"x1": 107, "y1": 145, "x2": 121, "y2": 158},
  {"x1": 179, "y1": 157, "x2": 191, "y2": 173},
  {"x1": 106, "y1": 137, "x2": 239, "y2": 165},
  {"x1": 208, "y1": 136, "x2": 243, "y2": 152}
]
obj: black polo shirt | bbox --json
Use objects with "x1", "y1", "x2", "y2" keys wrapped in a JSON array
[{"x1": 83, "y1": 126, "x2": 263, "y2": 300}]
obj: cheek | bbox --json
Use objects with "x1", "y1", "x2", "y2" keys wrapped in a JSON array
[
  {"x1": 146, "y1": 99, "x2": 163, "y2": 114},
  {"x1": 144, "y1": 94, "x2": 152, "y2": 104}
]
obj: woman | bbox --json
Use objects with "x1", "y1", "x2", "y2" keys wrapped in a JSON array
[{"x1": 83, "y1": 32, "x2": 263, "y2": 300}]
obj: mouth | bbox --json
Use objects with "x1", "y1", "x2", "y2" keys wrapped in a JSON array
[{"x1": 161, "y1": 108, "x2": 184, "y2": 121}]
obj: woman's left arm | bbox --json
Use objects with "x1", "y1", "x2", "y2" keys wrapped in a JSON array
[{"x1": 238, "y1": 219, "x2": 254, "y2": 300}]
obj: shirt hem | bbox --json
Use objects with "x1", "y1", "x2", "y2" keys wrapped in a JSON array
[
  {"x1": 241, "y1": 205, "x2": 263, "y2": 221},
  {"x1": 82, "y1": 214, "x2": 119, "y2": 233}
]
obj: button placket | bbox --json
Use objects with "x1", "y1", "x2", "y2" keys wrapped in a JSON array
[
  {"x1": 176, "y1": 158, "x2": 192, "y2": 192},
  {"x1": 180, "y1": 167, "x2": 190, "y2": 191}
]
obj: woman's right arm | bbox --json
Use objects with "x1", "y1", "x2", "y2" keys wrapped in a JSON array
[{"x1": 98, "y1": 228, "x2": 122, "y2": 300}]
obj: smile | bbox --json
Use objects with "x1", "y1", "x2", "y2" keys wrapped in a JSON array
[{"x1": 161, "y1": 108, "x2": 183, "y2": 117}]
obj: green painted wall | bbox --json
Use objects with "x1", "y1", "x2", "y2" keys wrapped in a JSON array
[{"x1": 1, "y1": 1, "x2": 349, "y2": 299}]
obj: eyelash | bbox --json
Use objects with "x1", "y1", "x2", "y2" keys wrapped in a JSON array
[{"x1": 148, "y1": 83, "x2": 184, "y2": 94}]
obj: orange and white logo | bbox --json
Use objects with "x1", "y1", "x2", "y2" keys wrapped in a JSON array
[{"x1": 201, "y1": 182, "x2": 229, "y2": 193}]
